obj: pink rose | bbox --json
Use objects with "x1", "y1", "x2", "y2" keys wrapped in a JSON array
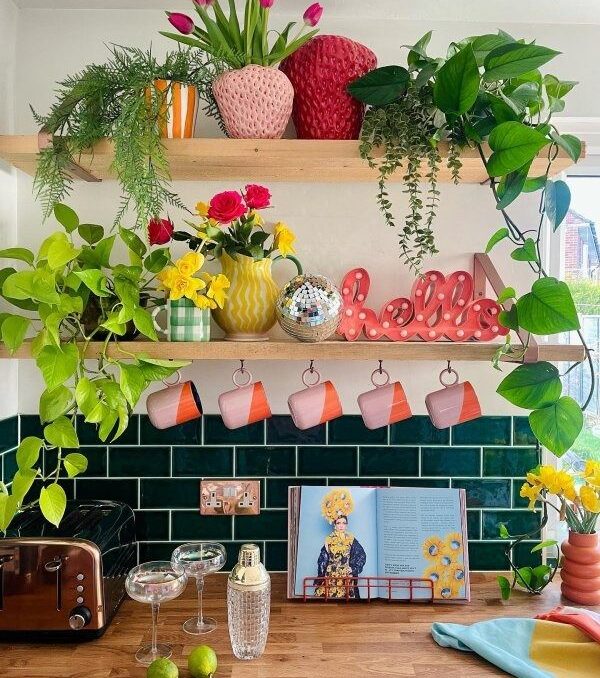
[
  {"x1": 244, "y1": 184, "x2": 271, "y2": 210},
  {"x1": 303, "y1": 2, "x2": 323, "y2": 27},
  {"x1": 208, "y1": 191, "x2": 247, "y2": 224},
  {"x1": 148, "y1": 217, "x2": 174, "y2": 245},
  {"x1": 167, "y1": 12, "x2": 195, "y2": 35}
]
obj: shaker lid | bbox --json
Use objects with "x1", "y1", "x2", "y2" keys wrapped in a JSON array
[
  {"x1": 229, "y1": 543, "x2": 269, "y2": 588},
  {"x1": 239, "y1": 543, "x2": 261, "y2": 567}
]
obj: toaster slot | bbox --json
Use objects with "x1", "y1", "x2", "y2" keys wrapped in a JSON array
[
  {"x1": 44, "y1": 556, "x2": 64, "y2": 610},
  {"x1": 0, "y1": 554, "x2": 14, "y2": 610}
]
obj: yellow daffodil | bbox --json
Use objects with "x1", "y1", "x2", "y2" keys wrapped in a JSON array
[
  {"x1": 520, "y1": 482, "x2": 541, "y2": 510},
  {"x1": 207, "y1": 273, "x2": 230, "y2": 309},
  {"x1": 192, "y1": 293, "x2": 216, "y2": 310},
  {"x1": 248, "y1": 210, "x2": 264, "y2": 226},
  {"x1": 157, "y1": 266, "x2": 178, "y2": 290},
  {"x1": 584, "y1": 460, "x2": 600, "y2": 488},
  {"x1": 195, "y1": 201, "x2": 209, "y2": 217},
  {"x1": 273, "y1": 222, "x2": 296, "y2": 257},
  {"x1": 580, "y1": 485, "x2": 600, "y2": 513},
  {"x1": 168, "y1": 274, "x2": 206, "y2": 301},
  {"x1": 176, "y1": 252, "x2": 204, "y2": 277}
]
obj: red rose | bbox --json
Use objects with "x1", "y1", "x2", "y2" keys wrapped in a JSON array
[
  {"x1": 148, "y1": 217, "x2": 174, "y2": 245},
  {"x1": 208, "y1": 190, "x2": 247, "y2": 224},
  {"x1": 244, "y1": 184, "x2": 271, "y2": 210}
]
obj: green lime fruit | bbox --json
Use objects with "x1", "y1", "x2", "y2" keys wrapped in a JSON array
[
  {"x1": 146, "y1": 657, "x2": 179, "y2": 678},
  {"x1": 188, "y1": 645, "x2": 218, "y2": 678}
]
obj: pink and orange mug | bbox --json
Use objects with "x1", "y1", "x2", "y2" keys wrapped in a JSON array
[
  {"x1": 218, "y1": 367, "x2": 272, "y2": 430},
  {"x1": 425, "y1": 367, "x2": 481, "y2": 430},
  {"x1": 146, "y1": 372, "x2": 202, "y2": 430},
  {"x1": 288, "y1": 366, "x2": 343, "y2": 431},
  {"x1": 358, "y1": 367, "x2": 412, "y2": 430}
]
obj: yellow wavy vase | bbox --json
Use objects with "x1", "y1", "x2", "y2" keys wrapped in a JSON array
[{"x1": 212, "y1": 252, "x2": 279, "y2": 341}]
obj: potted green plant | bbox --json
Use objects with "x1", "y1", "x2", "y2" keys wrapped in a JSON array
[
  {"x1": 33, "y1": 46, "x2": 224, "y2": 229},
  {"x1": 162, "y1": 0, "x2": 323, "y2": 139},
  {"x1": 0, "y1": 204, "x2": 189, "y2": 532}
]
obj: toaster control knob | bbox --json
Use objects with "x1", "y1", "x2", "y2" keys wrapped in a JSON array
[{"x1": 69, "y1": 606, "x2": 91, "y2": 630}]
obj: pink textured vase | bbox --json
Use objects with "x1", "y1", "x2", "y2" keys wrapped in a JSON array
[
  {"x1": 212, "y1": 65, "x2": 294, "y2": 139},
  {"x1": 561, "y1": 530, "x2": 600, "y2": 605}
]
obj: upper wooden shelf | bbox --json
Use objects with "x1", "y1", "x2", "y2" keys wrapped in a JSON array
[
  {"x1": 0, "y1": 339, "x2": 585, "y2": 362},
  {"x1": 0, "y1": 136, "x2": 581, "y2": 184}
]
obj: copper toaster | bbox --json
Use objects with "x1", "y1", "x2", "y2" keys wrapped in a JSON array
[{"x1": 0, "y1": 500, "x2": 136, "y2": 640}]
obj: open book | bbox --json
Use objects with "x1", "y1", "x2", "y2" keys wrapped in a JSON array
[{"x1": 288, "y1": 486, "x2": 470, "y2": 602}]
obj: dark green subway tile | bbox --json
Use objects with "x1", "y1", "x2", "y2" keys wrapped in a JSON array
[
  {"x1": 19, "y1": 415, "x2": 44, "y2": 439},
  {"x1": 26, "y1": 478, "x2": 74, "y2": 504},
  {"x1": 332, "y1": 478, "x2": 388, "y2": 487},
  {"x1": 298, "y1": 446, "x2": 357, "y2": 476},
  {"x1": 140, "y1": 415, "x2": 202, "y2": 445},
  {"x1": 234, "y1": 510, "x2": 288, "y2": 540},
  {"x1": 328, "y1": 416, "x2": 387, "y2": 445},
  {"x1": 467, "y1": 510, "x2": 481, "y2": 540},
  {"x1": 514, "y1": 541, "x2": 543, "y2": 568},
  {"x1": 109, "y1": 447, "x2": 170, "y2": 477},
  {"x1": 76, "y1": 478, "x2": 138, "y2": 506},
  {"x1": 141, "y1": 478, "x2": 199, "y2": 508},
  {"x1": 267, "y1": 415, "x2": 325, "y2": 445},
  {"x1": 390, "y1": 416, "x2": 449, "y2": 445},
  {"x1": 391, "y1": 478, "x2": 450, "y2": 488},
  {"x1": 236, "y1": 446, "x2": 295, "y2": 476},
  {"x1": 0, "y1": 416, "x2": 18, "y2": 452},
  {"x1": 359, "y1": 447, "x2": 418, "y2": 476},
  {"x1": 2, "y1": 449, "x2": 17, "y2": 481},
  {"x1": 135, "y1": 510, "x2": 170, "y2": 541},
  {"x1": 470, "y1": 541, "x2": 541, "y2": 571},
  {"x1": 138, "y1": 542, "x2": 180, "y2": 562},
  {"x1": 482, "y1": 510, "x2": 541, "y2": 540},
  {"x1": 204, "y1": 415, "x2": 264, "y2": 445},
  {"x1": 77, "y1": 414, "x2": 139, "y2": 445},
  {"x1": 173, "y1": 447, "x2": 233, "y2": 477},
  {"x1": 266, "y1": 477, "x2": 326, "y2": 508},
  {"x1": 44, "y1": 447, "x2": 107, "y2": 477},
  {"x1": 452, "y1": 417, "x2": 511, "y2": 446},
  {"x1": 171, "y1": 511, "x2": 233, "y2": 541},
  {"x1": 483, "y1": 447, "x2": 539, "y2": 477},
  {"x1": 421, "y1": 447, "x2": 481, "y2": 477},
  {"x1": 452, "y1": 479, "x2": 511, "y2": 508},
  {"x1": 265, "y1": 541, "x2": 287, "y2": 571},
  {"x1": 513, "y1": 417, "x2": 538, "y2": 446}
]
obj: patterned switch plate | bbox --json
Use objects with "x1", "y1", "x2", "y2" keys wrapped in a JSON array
[{"x1": 200, "y1": 479, "x2": 261, "y2": 516}]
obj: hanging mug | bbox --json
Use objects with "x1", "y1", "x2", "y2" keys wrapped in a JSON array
[
  {"x1": 218, "y1": 366, "x2": 272, "y2": 430},
  {"x1": 358, "y1": 366, "x2": 412, "y2": 430},
  {"x1": 425, "y1": 367, "x2": 481, "y2": 430},
  {"x1": 288, "y1": 366, "x2": 343, "y2": 430},
  {"x1": 146, "y1": 371, "x2": 202, "y2": 430}
]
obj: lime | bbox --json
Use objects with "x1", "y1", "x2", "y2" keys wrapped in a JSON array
[
  {"x1": 146, "y1": 657, "x2": 178, "y2": 678},
  {"x1": 188, "y1": 645, "x2": 218, "y2": 678}
]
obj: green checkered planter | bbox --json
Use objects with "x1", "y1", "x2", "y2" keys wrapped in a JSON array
[{"x1": 153, "y1": 298, "x2": 211, "y2": 341}]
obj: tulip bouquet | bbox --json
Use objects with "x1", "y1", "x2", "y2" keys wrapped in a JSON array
[{"x1": 157, "y1": 252, "x2": 230, "y2": 310}]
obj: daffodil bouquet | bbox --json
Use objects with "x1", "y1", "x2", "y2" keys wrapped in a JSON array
[{"x1": 157, "y1": 252, "x2": 230, "y2": 309}]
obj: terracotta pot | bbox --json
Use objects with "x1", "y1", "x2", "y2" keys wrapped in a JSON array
[
  {"x1": 281, "y1": 35, "x2": 377, "y2": 140},
  {"x1": 560, "y1": 530, "x2": 600, "y2": 605},
  {"x1": 212, "y1": 65, "x2": 294, "y2": 139}
]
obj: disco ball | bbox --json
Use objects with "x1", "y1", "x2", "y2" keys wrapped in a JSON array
[{"x1": 276, "y1": 274, "x2": 343, "y2": 342}]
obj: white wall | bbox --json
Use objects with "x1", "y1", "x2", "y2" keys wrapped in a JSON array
[{"x1": 9, "y1": 3, "x2": 597, "y2": 415}]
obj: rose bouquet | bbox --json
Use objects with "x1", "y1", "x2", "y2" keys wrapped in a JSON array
[{"x1": 157, "y1": 252, "x2": 230, "y2": 310}]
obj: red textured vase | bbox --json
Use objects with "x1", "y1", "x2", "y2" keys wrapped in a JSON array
[
  {"x1": 281, "y1": 35, "x2": 377, "y2": 140},
  {"x1": 560, "y1": 530, "x2": 600, "y2": 605}
]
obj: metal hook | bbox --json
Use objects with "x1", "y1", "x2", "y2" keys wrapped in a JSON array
[
  {"x1": 446, "y1": 360, "x2": 452, "y2": 373},
  {"x1": 240, "y1": 359, "x2": 245, "y2": 373},
  {"x1": 309, "y1": 359, "x2": 315, "y2": 373},
  {"x1": 378, "y1": 360, "x2": 383, "y2": 374}
]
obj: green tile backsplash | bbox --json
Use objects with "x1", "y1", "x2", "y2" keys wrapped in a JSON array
[{"x1": 2, "y1": 414, "x2": 541, "y2": 572}]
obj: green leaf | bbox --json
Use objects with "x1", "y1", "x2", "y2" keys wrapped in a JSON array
[
  {"x1": 120, "y1": 228, "x2": 147, "y2": 259},
  {"x1": 53, "y1": 204, "x2": 79, "y2": 233},
  {"x1": 496, "y1": 162, "x2": 531, "y2": 209},
  {"x1": 1, "y1": 315, "x2": 30, "y2": 354},
  {"x1": 0, "y1": 493, "x2": 18, "y2": 532},
  {"x1": 137, "y1": 356, "x2": 190, "y2": 381},
  {"x1": 487, "y1": 122, "x2": 549, "y2": 177},
  {"x1": 485, "y1": 227, "x2": 509, "y2": 253},
  {"x1": 497, "y1": 575, "x2": 511, "y2": 600},
  {"x1": 498, "y1": 306, "x2": 519, "y2": 331},
  {"x1": 74, "y1": 269, "x2": 111, "y2": 297},
  {"x1": 39, "y1": 385, "x2": 73, "y2": 423},
  {"x1": 497, "y1": 361, "x2": 562, "y2": 409},
  {"x1": 16, "y1": 436, "x2": 43, "y2": 469},
  {"x1": 347, "y1": 66, "x2": 410, "y2": 106},
  {"x1": 483, "y1": 43, "x2": 560, "y2": 81},
  {"x1": 499, "y1": 523, "x2": 510, "y2": 539},
  {"x1": 511, "y1": 238, "x2": 538, "y2": 262},
  {"x1": 549, "y1": 132, "x2": 581, "y2": 163},
  {"x1": 498, "y1": 287, "x2": 516, "y2": 304},
  {"x1": 530, "y1": 539, "x2": 558, "y2": 553},
  {"x1": 433, "y1": 45, "x2": 480, "y2": 114},
  {"x1": 36, "y1": 343, "x2": 79, "y2": 390},
  {"x1": 44, "y1": 416, "x2": 79, "y2": 449},
  {"x1": 522, "y1": 175, "x2": 547, "y2": 193},
  {"x1": 98, "y1": 409, "x2": 119, "y2": 443},
  {"x1": 469, "y1": 33, "x2": 513, "y2": 66},
  {"x1": 12, "y1": 469, "x2": 37, "y2": 504},
  {"x1": 39, "y1": 483, "x2": 67, "y2": 527},
  {"x1": 133, "y1": 308, "x2": 158, "y2": 341},
  {"x1": 530, "y1": 564, "x2": 552, "y2": 590},
  {"x1": 0, "y1": 248, "x2": 35, "y2": 265},
  {"x1": 63, "y1": 452, "x2": 88, "y2": 478},
  {"x1": 515, "y1": 566, "x2": 533, "y2": 588},
  {"x1": 144, "y1": 248, "x2": 170, "y2": 274},
  {"x1": 529, "y1": 397, "x2": 583, "y2": 456},
  {"x1": 78, "y1": 224, "x2": 105, "y2": 245},
  {"x1": 93, "y1": 234, "x2": 116, "y2": 268},
  {"x1": 545, "y1": 179, "x2": 571, "y2": 231},
  {"x1": 544, "y1": 75, "x2": 577, "y2": 100},
  {"x1": 516, "y1": 277, "x2": 580, "y2": 334},
  {"x1": 119, "y1": 363, "x2": 146, "y2": 408},
  {"x1": 101, "y1": 313, "x2": 127, "y2": 336},
  {"x1": 75, "y1": 377, "x2": 98, "y2": 417},
  {"x1": 47, "y1": 238, "x2": 81, "y2": 270}
]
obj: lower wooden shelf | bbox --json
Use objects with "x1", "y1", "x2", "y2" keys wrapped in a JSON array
[{"x1": 0, "y1": 339, "x2": 585, "y2": 362}]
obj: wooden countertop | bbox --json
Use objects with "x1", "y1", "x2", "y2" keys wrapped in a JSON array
[{"x1": 1, "y1": 573, "x2": 592, "y2": 677}]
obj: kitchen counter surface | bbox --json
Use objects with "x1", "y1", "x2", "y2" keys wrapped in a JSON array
[{"x1": 0, "y1": 573, "x2": 589, "y2": 677}]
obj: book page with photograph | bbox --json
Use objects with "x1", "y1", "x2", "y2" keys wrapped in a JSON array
[
  {"x1": 294, "y1": 486, "x2": 379, "y2": 598},
  {"x1": 375, "y1": 487, "x2": 469, "y2": 601}
]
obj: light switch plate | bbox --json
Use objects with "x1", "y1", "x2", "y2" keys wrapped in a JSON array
[{"x1": 200, "y1": 480, "x2": 260, "y2": 515}]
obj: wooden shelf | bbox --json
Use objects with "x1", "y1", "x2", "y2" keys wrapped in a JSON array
[
  {"x1": 0, "y1": 136, "x2": 581, "y2": 184},
  {"x1": 0, "y1": 339, "x2": 585, "y2": 362}
]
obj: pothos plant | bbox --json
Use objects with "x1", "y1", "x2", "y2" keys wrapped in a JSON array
[
  {"x1": 0, "y1": 204, "x2": 189, "y2": 532},
  {"x1": 349, "y1": 31, "x2": 592, "y2": 460}
]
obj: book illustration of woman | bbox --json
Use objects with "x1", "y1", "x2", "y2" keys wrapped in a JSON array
[{"x1": 314, "y1": 488, "x2": 367, "y2": 599}]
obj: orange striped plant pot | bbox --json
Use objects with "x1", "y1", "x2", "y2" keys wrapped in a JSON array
[
  {"x1": 561, "y1": 530, "x2": 600, "y2": 605},
  {"x1": 152, "y1": 79, "x2": 199, "y2": 139}
]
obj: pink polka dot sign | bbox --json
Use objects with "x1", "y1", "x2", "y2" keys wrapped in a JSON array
[{"x1": 337, "y1": 268, "x2": 509, "y2": 342}]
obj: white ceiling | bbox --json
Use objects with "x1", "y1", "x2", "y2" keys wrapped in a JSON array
[{"x1": 11, "y1": 0, "x2": 600, "y2": 24}]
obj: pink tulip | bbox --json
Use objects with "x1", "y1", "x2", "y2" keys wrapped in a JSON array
[
  {"x1": 167, "y1": 12, "x2": 195, "y2": 35},
  {"x1": 303, "y1": 2, "x2": 323, "y2": 26},
  {"x1": 194, "y1": 0, "x2": 214, "y2": 6},
  {"x1": 260, "y1": 0, "x2": 276, "y2": 7}
]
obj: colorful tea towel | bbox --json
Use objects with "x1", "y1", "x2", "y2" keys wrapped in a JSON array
[{"x1": 431, "y1": 606, "x2": 600, "y2": 677}]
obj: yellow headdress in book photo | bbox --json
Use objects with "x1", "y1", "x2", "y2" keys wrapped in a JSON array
[{"x1": 321, "y1": 488, "x2": 355, "y2": 524}]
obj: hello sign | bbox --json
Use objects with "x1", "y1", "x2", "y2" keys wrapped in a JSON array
[{"x1": 337, "y1": 268, "x2": 509, "y2": 342}]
